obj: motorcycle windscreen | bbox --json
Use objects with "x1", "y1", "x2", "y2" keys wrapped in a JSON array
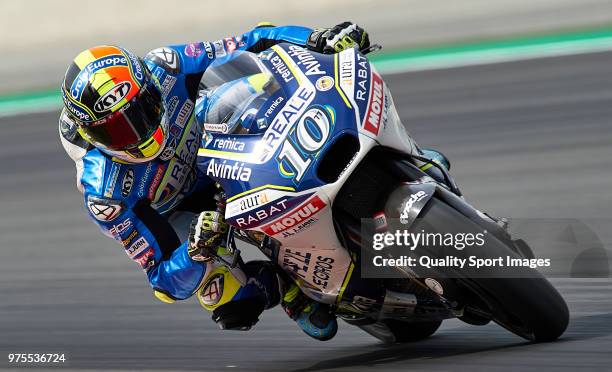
[{"x1": 199, "y1": 51, "x2": 282, "y2": 134}]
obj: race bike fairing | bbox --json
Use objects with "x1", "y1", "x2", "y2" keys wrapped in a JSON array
[{"x1": 197, "y1": 51, "x2": 284, "y2": 135}]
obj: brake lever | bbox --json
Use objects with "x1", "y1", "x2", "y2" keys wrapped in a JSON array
[
  {"x1": 362, "y1": 43, "x2": 382, "y2": 55},
  {"x1": 205, "y1": 226, "x2": 241, "y2": 268},
  {"x1": 410, "y1": 154, "x2": 462, "y2": 197},
  {"x1": 225, "y1": 226, "x2": 241, "y2": 268}
]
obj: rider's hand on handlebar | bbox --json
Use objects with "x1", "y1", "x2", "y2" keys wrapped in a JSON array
[
  {"x1": 188, "y1": 211, "x2": 228, "y2": 262},
  {"x1": 307, "y1": 21, "x2": 370, "y2": 54}
]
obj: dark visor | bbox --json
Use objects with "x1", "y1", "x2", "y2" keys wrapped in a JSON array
[{"x1": 80, "y1": 79, "x2": 164, "y2": 151}]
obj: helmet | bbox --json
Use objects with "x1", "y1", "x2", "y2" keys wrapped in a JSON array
[{"x1": 61, "y1": 45, "x2": 167, "y2": 163}]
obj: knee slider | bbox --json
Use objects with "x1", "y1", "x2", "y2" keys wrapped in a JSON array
[{"x1": 196, "y1": 265, "x2": 267, "y2": 330}]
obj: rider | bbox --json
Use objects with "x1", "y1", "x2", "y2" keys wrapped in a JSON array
[{"x1": 59, "y1": 22, "x2": 372, "y2": 341}]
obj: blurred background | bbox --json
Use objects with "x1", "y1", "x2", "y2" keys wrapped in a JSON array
[
  {"x1": 1, "y1": 1, "x2": 612, "y2": 371},
  {"x1": 2, "y1": 0, "x2": 612, "y2": 93}
]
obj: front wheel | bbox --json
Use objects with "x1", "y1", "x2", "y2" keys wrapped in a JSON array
[{"x1": 407, "y1": 198, "x2": 570, "y2": 342}]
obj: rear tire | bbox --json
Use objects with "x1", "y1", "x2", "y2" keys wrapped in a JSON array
[
  {"x1": 384, "y1": 320, "x2": 442, "y2": 343},
  {"x1": 357, "y1": 320, "x2": 442, "y2": 344}
]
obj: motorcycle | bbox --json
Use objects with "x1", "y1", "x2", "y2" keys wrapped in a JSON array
[{"x1": 194, "y1": 43, "x2": 569, "y2": 343}]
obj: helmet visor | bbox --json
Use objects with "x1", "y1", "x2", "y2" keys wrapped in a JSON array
[{"x1": 79, "y1": 79, "x2": 164, "y2": 151}]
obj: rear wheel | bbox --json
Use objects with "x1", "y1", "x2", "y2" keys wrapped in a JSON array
[
  {"x1": 356, "y1": 320, "x2": 442, "y2": 344},
  {"x1": 384, "y1": 320, "x2": 442, "y2": 343}
]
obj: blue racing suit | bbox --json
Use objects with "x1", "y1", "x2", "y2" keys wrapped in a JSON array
[{"x1": 59, "y1": 24, "x2": 313, "y2": 323}]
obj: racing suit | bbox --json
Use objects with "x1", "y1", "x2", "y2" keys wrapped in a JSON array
[{"x1": 59, "y1": 24, "x2": 317, "y2": 329}]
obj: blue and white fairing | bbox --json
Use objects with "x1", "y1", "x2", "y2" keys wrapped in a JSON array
[
  {"x1": 196, "y1": 44, "x2": 418, "y2": 303},
  {"x1": 197, "y1": 46, "x2": 354, "y2": 226}
]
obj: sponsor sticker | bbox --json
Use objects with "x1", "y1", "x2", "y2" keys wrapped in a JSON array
[
  {"x1": 280, "y1": 249, "x2": 335, "y2": 289},
  {"x1": 339, "y1": 49, "x2": 356, "y2": 103},
  {"x1": 158, "y1": 147, "x2": 174, "y2": 162},
  {"x1": 212, "y1": 137, "x2": 245, "y2": 152},
  {"x1": 287, "y1": 45, "x2": 325, "y2": 76},
  {"x1": 134, "y1": 248, "x2": 155, "y2": 270},
  {"x1": 206, "y1": 159, "x2": 251, "y2": 181},
  {"x1": 200, "y1": 274, "x2": 224, "y2": 306},
  {"x1": 137, "y1": 162, "x2": 154, "y2": 198},
  {"x1": 109, "y1": 218, "x2": 132, "y2": 237},
  {"x1": 152, "y1": 123, "x2": 200, "y2": 209},
  {"x1": 203, "y1": 123, "x2": 229, "y2": 133},
  {"x1": 257, "y1": 118, "x2": 268, "y2": 130},
  {"x1": 63, "y1": 97, "x2": 92, "y2": 122},
  {"x1": 87, "y1": 196, "x2": 123, "y2": 221},
  {"x1": 362, "y1": 72, "x2": 384, "y2": 136},
  {"x1": 315, "y1": 76, "x2": 334, "y2": 91},
  {"x1": 184, "y1": 42, "x2": 204, "y2": 57},
  {"x1": 161, "y1": 76, "x2": 177, "y2": 98},
  {"x1": 212, "y1": 40, "x2": 226, "y2": 57},
  {"x1": 373, "y1": 211, "x2": 388, "y2": 232},
  {"x1": 166, "y1": 96, "x2": 179, "y2": 118},
  {"x1": 260, "y1": 84, "x2": 315, "y2": 161},
  {"x1": 203, "y1": 42, "x2": 214, "y2": 59},
  {"x1": 269, "y1": 54, "x2": 294, "y2": 83},
  {"x1": 121, "y1": 168, "x2": 135, "y2": 197},
  {"x1": 278, "y1": 216, "x2": 318, "y2": 238},
  {"x1": 279, "y1": 244, "x2": 352, "y2": 294},
  {"x1": 121, "y1": 230, "x2": 138, "y2": 246},
  {"x1": 339, "y1": 50, "x2": 355, "y2": 87},
  {"x1": 103, "y1": 163, "x2": 121, "y2": 198},
  {"x1": 147, "y1": 47, "x2": 179, "y2": 72},
  {"x1": 311, "y1": 255, "x2": 335, "y2": 289},
  {"x1": 176, "y1": 100, "x2": 193, "y2": 128},
  {"x1": 264, "y1": 96, "x2": 284, "y2": 118},
  {"x1": 125, "y1": 49, "x2": 145, "y2": 81},
  {"x1": 72, "y1": 55, "x2": 128, "y2": 99},
  {"x1": 400, "y1": 190, "x2": 428, "y2": 224},
  {"x1": 425, "y1": 278, "x2": 444, "y2": 295},
  {"x1": 355, "y1": 53, "x2": 369, "y2": 102},
  {"x1": 279, "y1": 246, "x2": 349, "y2": 294},
  {"x1": 159, "y1": 138, "x2": 177, "y2": 162},
  {"x1": 148, "y1": 165, "x2": 166, "y2": 200},
  {"x1": 262, "y1": 195, "x2": 326, "y2": 235},
  {"x1": 169, "y1": 125, "x2": 181, "y2": 137},
  {"x1": 224, "y1": 37, "x2": 237, "y2": 53},
  {"x1": 238, "y1": 192, "x2": 269, "y2": 212},
  {"x1": 94, "y1": 82, "x2": 131, "y2": 113},
  {"x1": 233, "y1": 198, "x2": 288, "y2": 228},
  {"x1": 83, "y1": 54, "x2": 128, "y2": 73},
  {"x1": 282, "y1": 248, "x2": 311, "y2": 279},
  {"x1": 126, "y1": 237, "x2": 150, "y2": 259},
  {"x1": 226, "y1": 189, "x2": 310, "y2": 220},
  {"x1": 276, "y1": 106, "x2": 334, "y2": 184}
]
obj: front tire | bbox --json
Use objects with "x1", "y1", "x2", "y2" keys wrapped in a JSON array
[{"x1": 408, "y1": 198, "x2": 569, "y2": 341}]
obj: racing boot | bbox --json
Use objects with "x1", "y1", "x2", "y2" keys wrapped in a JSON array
[{"x1": 282, "y1": 284, "x2": 338, "y2": 341}]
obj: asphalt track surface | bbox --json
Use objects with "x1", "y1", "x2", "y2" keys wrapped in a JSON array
[{"x1": 1, "y1": 51, "x2": 612, "y2": 371}]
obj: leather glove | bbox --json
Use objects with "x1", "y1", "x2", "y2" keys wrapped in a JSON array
[
  {"x1": 307, "y1": 21, "x2": 370, "y2": 54},
  {"x1": 188, "y1": 211, "x2": 228, "y2": 262}
]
